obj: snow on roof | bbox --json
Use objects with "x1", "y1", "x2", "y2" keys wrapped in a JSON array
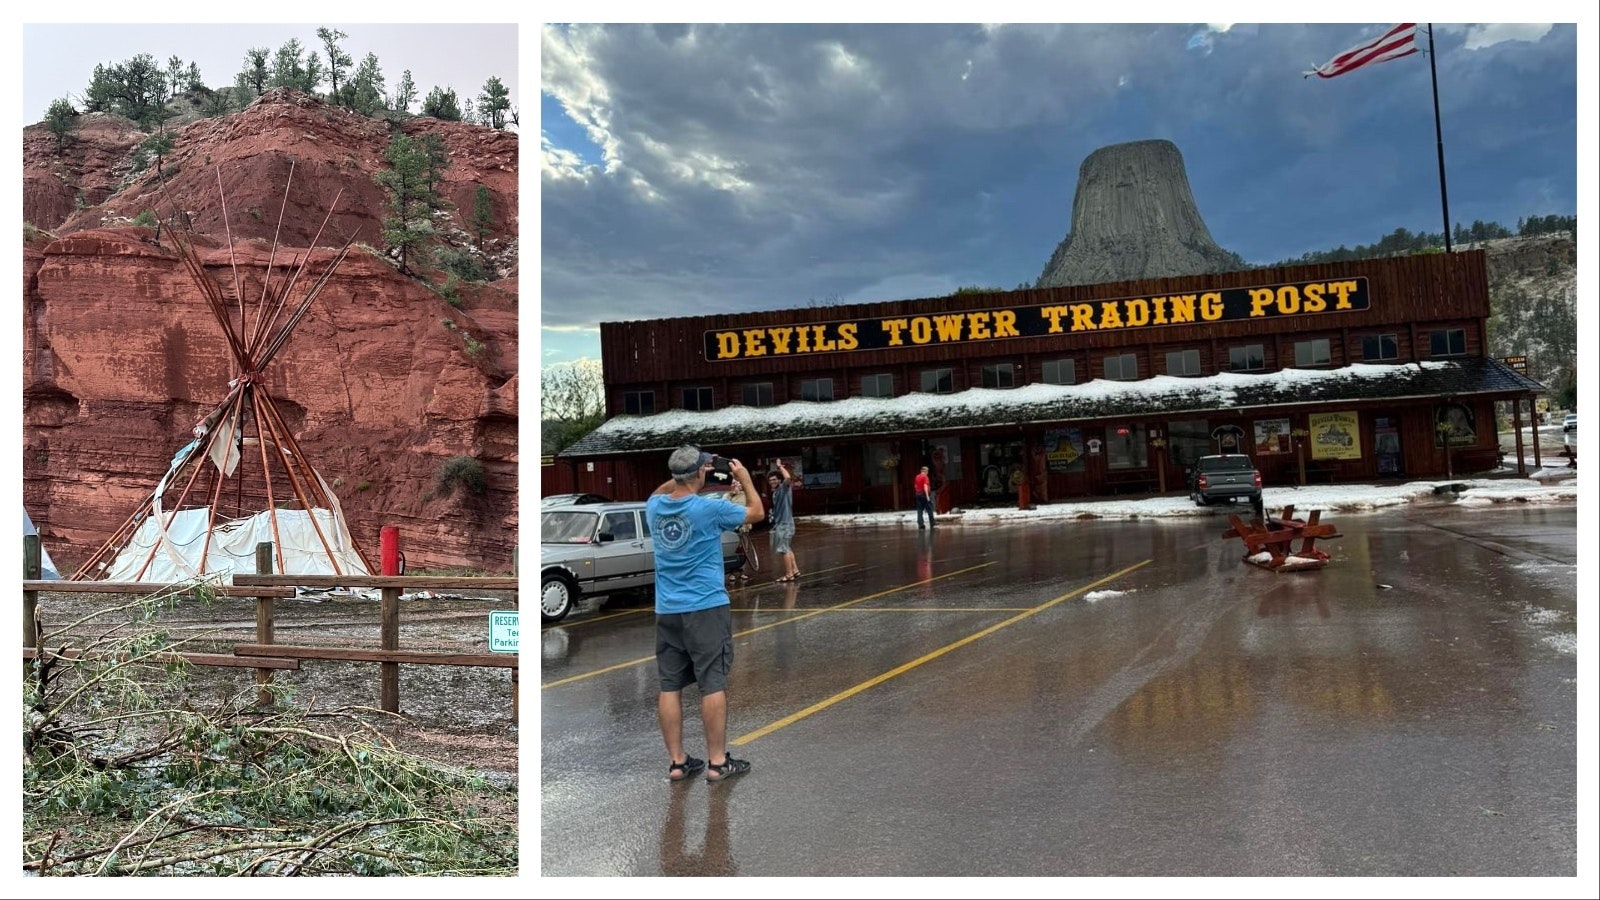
[{"x1": 563, "y1": 358, "x2": 1542, "y2": 456}]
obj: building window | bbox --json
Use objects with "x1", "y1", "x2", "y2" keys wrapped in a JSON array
[
  {"x1": 1361, "y1": 334, "x2": 1398, "y2": 361},
  {"x1": 1430, "y1": 328, "x2": 1466, "y2": 357},
  {"x1": 1106, "y1": 423, "x2": 1149, "y2": 469},
  {"x1": 860, "y1": 373, "x2": 893, "y2": 398},
  {"x1": 863, "y1": 442, "x2": 897, "y2": 487},
  {"x1": 920, "y1": 368, "x2": 954, "y2": 394},
  {"x1": 1042, "y1": 358, "x2": 1076, "y2": 385},
  {"x1": 1293, "y1": 339, "x2": 1331, "y2": 367},
  {"x1": 981, "y1": 364, "x2": 1016, "y2": 389},
  {"x1": 800, "y1": 378, "x2": 834, "y2": 402},
  {"x1": 1229, "y1": 344, "x2": 1264, "y2": 371},
  {"x1": 801, "y1": 445, "x2": 842, "y2": 487},
  {"x1": 740, "y1": 382, "x2": 774, "y2": 407},
  {"x1": 1104, "y1": 353, "x2": 1138, "y2": 381},
  {"x1": 1165, "y1": 349, "x2": 1201, "y2": 377},
  {"x1": 622, "y1": 390, "x2": 655, "y2": 415},
  {"x1": 681, "y1": 387, "x2": 714, "y2": 411}
]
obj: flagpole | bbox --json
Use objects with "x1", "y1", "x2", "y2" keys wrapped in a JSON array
[{"x1": 1428, "y1": 24, "x2": 1453, "y2": 252}]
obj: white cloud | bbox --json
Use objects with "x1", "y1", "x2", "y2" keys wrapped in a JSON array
[{"x1": 1459, "y1": 23, "x2": 1555, "y2": 50}]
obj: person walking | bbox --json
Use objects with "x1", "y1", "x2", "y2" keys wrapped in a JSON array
[
  {"x1": 914, "y1": 464, "x2": 937, "y2": 528},
  {"x1": 767, "y1": 461, "x2": 800, "y2": 582},
  {"x1": 647, "y1": 445, "x2": 764, "y2": 784}
]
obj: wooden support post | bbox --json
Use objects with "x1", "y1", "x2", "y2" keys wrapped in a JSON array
[
  {"x1": 254, "y1": 542, "x2": 276, "y2": 706},
  {"x1": 24, "y1": 535, "x2": 41, "y2": 682},
  {"x1": 380, "y1": 526, "x2": 401, "y2": 713}
]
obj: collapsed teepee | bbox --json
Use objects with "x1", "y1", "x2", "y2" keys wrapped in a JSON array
[{"x1": 72, "y1": 165, "x2": 376, "y2": 582}]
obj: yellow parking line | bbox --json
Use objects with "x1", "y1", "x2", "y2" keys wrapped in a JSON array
[
  {"x1": 731, "y1": 559, "x2": 1152, "y2": 746},
  {"x1": 540, "y1": 561, "x2": 998, "y2": 690}
]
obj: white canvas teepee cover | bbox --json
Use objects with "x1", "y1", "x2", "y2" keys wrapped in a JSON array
[
  {"x1": 23, "y1": 508, "x2": 60, "y2": 580},
  {"x1": 101, "y1": 438, "x2": 370, "y2": 582}
]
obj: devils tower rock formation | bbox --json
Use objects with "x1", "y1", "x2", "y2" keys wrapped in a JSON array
[{"x1": 1035, "y1": 139, "x2": 1243, "y2": 288}]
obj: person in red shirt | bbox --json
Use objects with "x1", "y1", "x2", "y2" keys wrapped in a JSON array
[{"x1": 913, "y1": 465, "x2": 936, "y2": 529}]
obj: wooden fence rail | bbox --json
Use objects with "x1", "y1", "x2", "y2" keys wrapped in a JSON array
[{"x1": 23, "y1": 536, "x2": 518, "y2": 718}]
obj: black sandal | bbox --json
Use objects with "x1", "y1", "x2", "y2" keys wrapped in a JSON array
[
  {"x1": 668, "y1": 756, "x2": 705, "y2": 781},
  {"x1": 705, "y1": 755, "x2": 750, "y2": 783}
]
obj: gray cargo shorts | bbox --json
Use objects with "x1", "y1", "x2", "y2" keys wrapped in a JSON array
[{"x1": 656, "y1": 604, "x2": 733, "y2": 694}]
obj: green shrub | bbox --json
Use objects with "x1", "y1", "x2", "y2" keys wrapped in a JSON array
[
  {"x1": 436, "y1": 247, "x2": 491, "y2": 283},
  {"x1": 132, "y1": 209, "x2": 158, "y2": 228},
  {"x1": 434, "y1": 455, "x2": 487, "y2": 496}
]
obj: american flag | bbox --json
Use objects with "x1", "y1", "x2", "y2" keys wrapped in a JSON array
[{"x1": 1305, "y1": 23, "x2": 1419, "y2": 79}]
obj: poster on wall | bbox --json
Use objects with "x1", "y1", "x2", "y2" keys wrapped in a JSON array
[
  {"x1": 767, "y1": 455, "x2": 806, "y2": 487},
  {"x1": 1309, "y1": 411, "x2": 1363, "y2": 460},
  {"x1": 1044, "y1": 428, "x2": 1084, "y2": 473},
  {"x1": 1374, "y1": 416, "x2": 1402, "y2": 475},
  {"x1": 1434, "y1": 402, "x2": 1477, "y2": 447},
  {"x1": 928, "y1": 438, "x2": 961, "y2": 487},
  {"x1": 1254, "y1": 418, "x2": 1292, "y2": 455}
]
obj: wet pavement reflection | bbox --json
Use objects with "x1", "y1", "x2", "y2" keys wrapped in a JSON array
[{"x1": 542, "y1": 503, "x2": 1577, "y2": 876}]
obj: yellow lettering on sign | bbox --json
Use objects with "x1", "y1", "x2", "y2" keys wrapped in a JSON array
[
  {"x1": 837, "y1": 322, "x2": 859, "y2": 350},
  {"x1": 1125, "y1": 299, "x2": 1150, "y2": 327},
  {"x1": 1276, "y1": 285, "x2": 1301, "y2": 314},
  {"x1": 1151, "y1": 296, "x2": 1169, "y2": 325},
  {"x1": 1302, "y1": 282, "x2": 1326, "y2": 312},
  {"x1": 992, "y1": 310, "x2": 1018, "y2": 337},
  {"x1": 1199, "y1": 292, "x2": 1223, "y2": 320},
  {"x1": 1098, "y1": 302, "x2": 1124, "y2": 329},
  {"x1": 1071, "y1": 304, "x2": 1096, "y2": 331},
  {"x1": 910, "y1": 318, "x2": 933, "y2": 344},
  {"x1": 1042, "y1": 306, "x2": 1070, "y2": 333},
  {"x1": 796, "y1": 327, "x2": 812, "y2": 353},
  {"x1": 716, "y1": 332, "x2": 740, "y2": 359},
  {"x1": 1248, "y1": 287, "x2": 1275, "y2": 317},
  {"x1": 742, "y1": 329, "x2": 767, "y2": 357},
  {"x1": 933, "y1": 314, "x2": 964, "y2": 341},
  {"x1": 1169, "y1": 294, "x2": 1196, "y2": 324},
  {"x1": 882, "y1": 318, "x2": 909, "y2": 346},
  {"x1": 968, "y1": 312, "x2": 991, "y2": 339},
  {"x1": 811, "y1": 325, "x2": 836, "y2": 352},
  {"x1": 1329, "y1": 280, "x2": 1358, "y2": 308}
]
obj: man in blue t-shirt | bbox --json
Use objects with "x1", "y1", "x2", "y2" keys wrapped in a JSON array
[{"x1": 646, "y1": 445, "x2": 764, "y2": 784}]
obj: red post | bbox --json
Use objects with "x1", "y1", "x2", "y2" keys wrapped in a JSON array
[{"x1": 381, "y1": 525, "x2": 400, "y2": 576}]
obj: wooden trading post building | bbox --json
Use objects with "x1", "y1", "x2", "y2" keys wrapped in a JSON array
[{"x1": 547, "y1": 250, "x2": 1546, "y2": 514}]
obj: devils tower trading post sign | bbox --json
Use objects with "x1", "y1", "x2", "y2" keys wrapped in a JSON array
[{"x1": 703, "y1": 277, "x2": 1369, "y2": 361}]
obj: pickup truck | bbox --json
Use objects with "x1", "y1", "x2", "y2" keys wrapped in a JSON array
[{"x1": 1188, "y1": 454, "x2": 1263, "y2": 508}]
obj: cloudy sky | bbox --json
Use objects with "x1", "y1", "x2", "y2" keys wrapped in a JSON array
[
  {"x1": 22, "y1": 22, "x2": 519, "y2": 125},
  {"x1": 541, "y1": 18, "x2": 1589, "y2": 369}
]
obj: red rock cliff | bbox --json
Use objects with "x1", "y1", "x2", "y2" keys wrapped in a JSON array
[{"x1": 23, "y1": 89, "x2": 518, "y2": 574}]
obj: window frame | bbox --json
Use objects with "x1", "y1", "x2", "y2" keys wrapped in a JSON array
[
  {"x1": 1229, "y1": 344, "x2": 1265, "y2": 371},
  {"x1": 740, "y1": 382, "x2": 774, "y2": 407},
  {"x1": 622, "y1": 390, "x2": 655, "y2": 416},
  {"x1": 681, "y1": 386, "x2": 714, "y2": 411},
  {"x1": 1361, "y1": 333, "x2": 1399, "y2": 362},
  {"x1": 800, "y1": 377, "x2": 835, "y2": 402},
  {"x1": 919, "y1": 367, "x2": 954, "y2": 394},
  {"x1": 860, "y1": 373, "x2": 894, "y2": 398},
  {"x1": 1104, "y1": 353, "x2": 1138, "y2": 381},
  {"x1": 981, "y1": 363, "x2": 1016, "y2": 389},
  {"x1": 1430, "y1": 328, "x2": 1466, "y2": 357},
  {"x1": 1165, "y1": 349, "x2": 1201, "y2": 377},
  {"x1": 1293, "y1": 338, "x2": 1331, "y2": 367},
  {"x1": 1041, "y1": 358, "x2": 1076, "y2": 385}
]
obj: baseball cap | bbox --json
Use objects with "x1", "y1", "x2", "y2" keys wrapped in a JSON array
[{"x1": 668, "y1": 446, "x2": 713, "y2": 476}]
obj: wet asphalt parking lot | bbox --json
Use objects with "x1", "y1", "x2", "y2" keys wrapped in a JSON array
[{"x1": 541, "y1": 502, "x2": 1577, "y2": 877}]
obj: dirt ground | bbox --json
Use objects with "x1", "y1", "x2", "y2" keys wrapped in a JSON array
[{"x1": 28, "y1": 588, "x2": 520, "y2": 784}]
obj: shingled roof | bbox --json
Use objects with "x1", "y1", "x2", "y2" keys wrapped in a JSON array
[{"x1": 559, "y1": 357, "x2": 1544, "y2": 457}]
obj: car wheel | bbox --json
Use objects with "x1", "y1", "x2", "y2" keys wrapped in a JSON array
[{"x1": 542, "y1": 573, "x2": 577, "y2": 623}]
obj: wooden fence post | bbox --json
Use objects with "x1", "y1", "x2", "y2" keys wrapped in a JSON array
[
  {"x1": 24, "y1": 535, "x2": 41, "y2": 681},
  {"x1": 380, "y1": 526, "x2": 401, "y2": 713},
  {"x1": 255, "y1": 542, "x2": 275, "y2": 706}
]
